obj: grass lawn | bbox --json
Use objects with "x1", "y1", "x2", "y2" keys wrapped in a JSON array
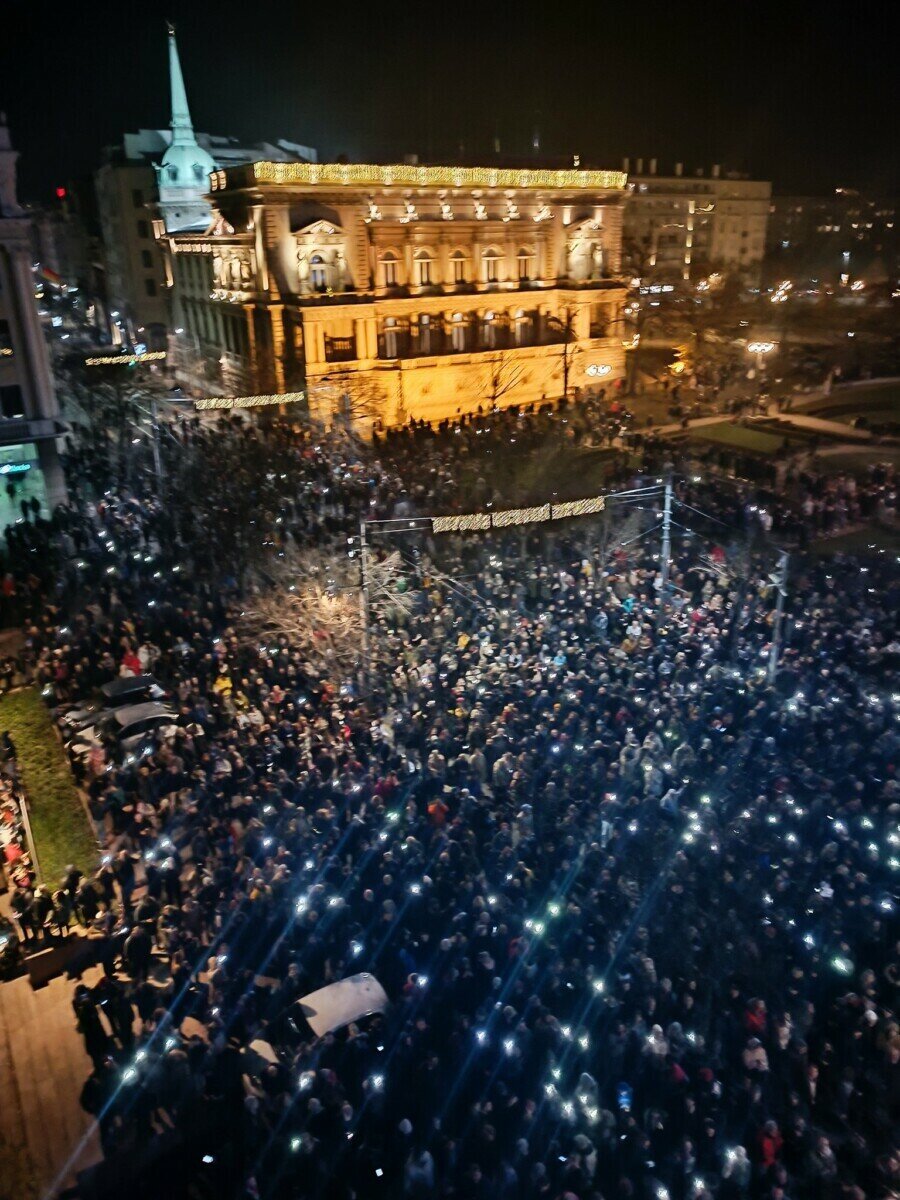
[
  {"x1": 0, "y1": 687, "x2": 98, "y2": 886},
  {"x1": 688, "y1": 422, "x2": 787, "y2": 455},
  {"x1": 805, "y1": 382, "x2": 900, "y2": 424},
  {"x1": 811, "y1": 446, "x2": 900, "y2": 475}
]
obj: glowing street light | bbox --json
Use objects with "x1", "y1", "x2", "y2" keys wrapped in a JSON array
[{"x1": 747, "y1": 340, "x2": 776, "y2": 372}]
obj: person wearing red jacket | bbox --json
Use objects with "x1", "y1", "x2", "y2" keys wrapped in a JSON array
[{"x1": 758, "y1": 1119, "x2": 783, "y2": 1170}]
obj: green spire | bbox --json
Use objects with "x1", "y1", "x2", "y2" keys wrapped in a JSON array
[{"x1": 167, "y1": 23, "x2": 195, "y2": 147}]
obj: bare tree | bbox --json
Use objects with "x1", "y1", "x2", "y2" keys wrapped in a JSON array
[
  {"x1": 309, "y1": 373, "x2": 388, "y2": 437},
  {"x1": 543, "y1": 307, "x2": 579, "y2": 401},
  {"x1": 482, "y1": 353, "x2": 525, "y2": 409},
  {"x1": 239, "y1": 549, "x2": 415, "y2": 678}
]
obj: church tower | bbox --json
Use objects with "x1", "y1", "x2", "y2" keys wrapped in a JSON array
[{"x1": 154, "y1": 25, "x2": 216, "y2": 232}]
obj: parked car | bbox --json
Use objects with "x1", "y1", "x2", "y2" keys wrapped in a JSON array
[
  {"x1": 59, "y1": 676, "x2": 166, "y2": 735},
  {"x1": 68, "y1": 702, "x2": 178, "y2": 761}
]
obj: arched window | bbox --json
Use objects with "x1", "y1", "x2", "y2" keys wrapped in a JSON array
[
  {"x1": 383, "y1": 317, "x2": 398, "y2": 358},
  {"x1": 517, "y1": 247, "x2": 535, "y2": 281},
  {"x1": 310, "y1": 254, "x2": 327, "y2": 291},
  {"x1": 380, "y1": 251, "x2": 399, "y2": 288},
  {"x1": 414, "y1": 250, "x2": 434, "y2": 287},
  {"x1": 450, "y1": 312, "x2": 465, "y2": 352},
  {"x1": 482, "y1": 248, "x2": 502, "y2": 284},
  {"x1": 483, "y1": 310, "x2": 497, "y2": 348},
  {"x1": 513, "y1": 307, "x2": 527, "y2": 346},
  {"x1": 450, "y1": 250, "x2": 468, "y2": 284}
]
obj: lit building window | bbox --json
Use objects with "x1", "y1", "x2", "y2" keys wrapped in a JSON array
[
  {"x1": 451, "y1": 313, "x2": 465, "y2": 351},
  {"x1": 517, "y1": 248, "x2": 535, "y2": 281},
  {"x1": 383, "y1": 317, "x2": 398, "y2": 357},
  {"x1": 483, "y1": 250, "x2": 501, "y2": 283},
  {"x1": 451, "y1": 251, "x2": 467, "y2": 284},
  {"x1": 414, "y1": 251, "x2": 433, "y2": 287},
  {"x1": 310, "y1": 254, "x2": 327, "y2": 291},
  {"x1": 419, "y1": 314, "x2": 432, "y2": 354},
  {"x1": 483, "y1": 310, "x2": 497, "y2": 347},
  {"x1": 381, "y1": 252, "x2": 398, "y2": 287},
  {"x1": 513, "y1": 308, "x2": 527, "y2": 346}
]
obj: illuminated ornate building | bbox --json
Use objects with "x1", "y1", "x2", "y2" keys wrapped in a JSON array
[{"x1": 162, "y1": 161, "x2": 629, "y2": 424}]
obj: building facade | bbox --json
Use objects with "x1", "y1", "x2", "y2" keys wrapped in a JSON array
[
  {"x1": 162, "y1": 161, "x2": 629, "y2": 425},
  {"x1": 766, "y1": 190, "x2": 897, "y2": 286},
  {"x1": 95, "y1": 153, "x2": 169, "y2": 347},
  {"x1": 0, "y1": 117, "x2": 66, "y2": 517},
  {"x1": 622, "y1": 160, "x2": 770, "y2": 281}
]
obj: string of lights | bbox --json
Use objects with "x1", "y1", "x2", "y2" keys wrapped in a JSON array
[
  {"x1": 194, "y1": 392, "x2": 306, "y2": 412},
  {"x1": 249, "y1": 162, "x2": 628, "y2": 191},
  {"x1": 84, "y1": 352, "x2": 167, "y2": 367}
]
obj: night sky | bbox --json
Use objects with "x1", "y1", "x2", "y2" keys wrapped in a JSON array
[{"x1": 2, "y1": 0, "x2": 897, "y2": 201}]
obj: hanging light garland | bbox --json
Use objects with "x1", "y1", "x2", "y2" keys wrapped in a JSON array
[
  {"x1": 194, "y1": 392, "x2": 306, "y2": 412},
  {"x1": 85, "y1": 351, "x2": 167, "y2": 366}
]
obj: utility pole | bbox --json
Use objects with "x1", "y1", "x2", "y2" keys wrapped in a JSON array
[
  {"x1": 658, "y1": 465, "x2": 674, "y2": 620},
  {"x1": 358, "y1": 518, "x2": 371, "y2": 691},
  {"x1": 767, "y1": 549, "x2": 789, "y2": 684},
  {"x1": 149, "y1": 394, "x2": 164, "y2": 490}
]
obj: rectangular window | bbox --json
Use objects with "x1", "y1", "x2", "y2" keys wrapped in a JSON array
[
  {"x1": 383, "y1": 260, "x2": 397, "y2": 286},
  {"x1": 418, "y1": 259, "x2": 432, "y2": 286},
  {"x1": 452, "y1": 258, "x2": 466, "y2": 283},
  {"x1": 145, "y1": 278, "x2": 157, "y2": 296},
  {"x1": 137, "y1": 220, "x2": 149, "y2": 239},
  {"x1": 0, "y1": 385, "x2": 25, "y2": 419},
  {"x1": 132, "y1": 188, "x2": 144, "y2": 208},
  {"x1": 141, "y1": 249, "x2": 153, "y2": 268},
  {"x1": 485, "y1": 258, "x2": 498, "y2": 283}
]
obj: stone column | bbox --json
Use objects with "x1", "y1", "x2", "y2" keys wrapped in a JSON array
[
  {"x1": 364, "y1": 316, "x2": 379, "y2": 359},
  {"x1": 353, "y1": 317, "x2": 368, "y2": 362},
  {"x1": 573, "y1": 303, "x2": 590, "y2": 340},
  {"x1": 270, "y1": 304, "x2": 286, "y2": 392},
  {"x1": 243, "y1": 304, "x2": 258, "y2": 387}
]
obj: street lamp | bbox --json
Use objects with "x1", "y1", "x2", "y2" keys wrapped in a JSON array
[{"x1": 747, "y1": 340, "x2": 776, "y2": 373}]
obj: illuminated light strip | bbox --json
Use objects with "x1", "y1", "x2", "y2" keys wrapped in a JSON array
[
  {"x1": 194, "y1": 392, "x2": 306, "y2": 412},
  {"x1": 432, "y1": 513, "x2": 491, "y2": 534},
  {"x1": 492, "y1": 504, "x2": 551, "y2": 528},
  {"x1": 0, "y1": 347, "x2": 13, "y2": 357},
  {"x1": 551, "y1": 496, "x2": 606, "y2": 520},
  {"x1": 250, "y1": 162, "x2": 627, "y2": 192},
  {"x1": 85, "y1": 352, "x2": 167, "y2": 366},
  {"x1": 432, "y1": 494, "x2": 607, "y2": 534}
]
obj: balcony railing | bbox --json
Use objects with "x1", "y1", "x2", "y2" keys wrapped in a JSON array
[{"x1": 375, "y1": 324, "x2": 570, "y2": 361}]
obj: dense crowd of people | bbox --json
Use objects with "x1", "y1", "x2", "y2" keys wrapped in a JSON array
[{"x1": 1, "y1": 400, "x2": 898, "y2": 1200}]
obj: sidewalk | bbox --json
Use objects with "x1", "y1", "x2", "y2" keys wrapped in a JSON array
[{"x1": 0, "y1": 967, "x2": 103, "y2": 1198}]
